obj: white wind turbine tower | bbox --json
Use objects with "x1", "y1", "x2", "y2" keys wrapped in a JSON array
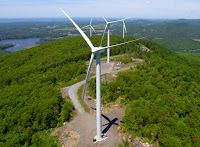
[
  {"x1": 82, "y1": 18, "x2": 96, "y2": 36},
  {"x1": 100, "y1": 17, "x2": 127, "y2": 63},
  {"x1": 121, "y1": 18, "x2": 130, "y2": 38},
  {"x1": 60, "y1": 8, "x2": 144, "y2": 142}
]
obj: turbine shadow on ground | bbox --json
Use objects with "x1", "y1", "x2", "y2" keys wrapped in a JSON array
[
  {"x1": 102, "y1": 114, "x2": 119, "y2": 134},
  {"x1": 91, "y1": 107, "x2": 119, "y2": 134}
]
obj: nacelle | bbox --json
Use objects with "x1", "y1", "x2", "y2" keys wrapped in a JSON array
[{"x1": 92, "y1": 47, "x2": 106, "y2": 53}]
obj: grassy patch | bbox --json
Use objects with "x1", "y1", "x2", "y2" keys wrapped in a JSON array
[
  {"x1": 66, "y1": 134, "x2": 70, "y2": 138},
  {"x1": 56, "y1": 131, "x2": 61, "y2": 137},
  {"x1": 192, "y1": 38, "x2": 200, "y2": 42},
  {"x1": 111, "y1": 53, "x2": 140, "y2": 64},
  {"x1": 32, "y1": 28, "x2": 39, "y2": 30}
]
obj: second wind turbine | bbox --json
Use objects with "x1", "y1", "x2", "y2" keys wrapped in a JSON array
[
  {"x1": 82, "y1": 18, "x2": 96, "y2": 36},
  {"x1": 100, "y1": 17, "x2": 129, "y2": 63}
]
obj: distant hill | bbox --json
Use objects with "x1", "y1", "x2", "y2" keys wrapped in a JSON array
[
  {"x1": 177, "y1": 19, "x2": 200, "y2": 24},
  {"x1": 121, "y1": 20, "x2": 200, "y2": 52},
  {"x1": 0, "y1": 19, "x2": 199, "y2": 53}
]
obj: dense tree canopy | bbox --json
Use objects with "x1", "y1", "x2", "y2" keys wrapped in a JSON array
[
  {"x1": 89, "y1": 39, "x2": 200, "y2": 146},
  {"x1": 0, "y1": 35, "x2": 141, "y2": 146},
  {"x1": 1, "y1": 35, "x2": 199, "y2": 146}
]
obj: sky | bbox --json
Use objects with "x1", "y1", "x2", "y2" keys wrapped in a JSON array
[{"x1": 0, "y1": 0, "x2": 200, "y2": 19}]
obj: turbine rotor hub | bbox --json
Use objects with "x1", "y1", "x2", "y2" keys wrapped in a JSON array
[{"x1": 92, "y1": 47, "x2": 105, "y2": 53}]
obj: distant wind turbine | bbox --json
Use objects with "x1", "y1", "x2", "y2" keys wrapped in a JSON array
[
  {"x1": 100, "y1": 17, "x2": 127, "y2": 63},
  {"x1": 82, "y1": 18, "x2": 96, "y2": 36},
  {"x1": 121, "y1": 18, "x2": 130, "y2": 38},
  {"x1": 60, "y1": 8, "x2": 144, "y2": 142}
]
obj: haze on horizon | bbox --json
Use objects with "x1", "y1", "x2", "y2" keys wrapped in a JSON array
[{"x1": 0, "y1": 0, "x2": 199, "y2": 19}]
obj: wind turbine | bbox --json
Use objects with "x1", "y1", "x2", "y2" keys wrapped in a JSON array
[
  {"x1": 60, "y1": 8, "x2": 143, "y2": 142},
  {"x1": 121, "y1": 18, "x2": 130, "y2": 38},
  {"x1": 100, "y1": 17, "x2": 126, "y2": 63},
  {"x1": 82, "y1": 18, "x2": 96, "y2": 36}
]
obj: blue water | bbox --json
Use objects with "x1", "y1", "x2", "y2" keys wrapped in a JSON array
[{"x1": 0, "y1": 38, "x2": 40, "y2": 52}]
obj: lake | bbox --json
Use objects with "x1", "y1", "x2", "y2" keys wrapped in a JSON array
[{"x1": 0, "y1": 38, "x2": 40, "y2": 52}]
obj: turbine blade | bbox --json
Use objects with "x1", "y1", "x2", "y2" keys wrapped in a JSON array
[
  {"x1": 100, "y1": 24, "x2": 107, "y2": 46},
  {"x1": 100, "y1": 37, "x2": 146, "y2": 50},
  {"x1": 110, "y1": 17, "x2": 131, "y2": 24},
  {"x1": 124, "y1": 17, "x2": 131, "y2": 20},
  {"x1": 109, "y1": 19, "x2": 123, "y2": 23},
  {"x1": 109, "y1": 17, "x2": 127, "y2": 24},
  {"x1": 90, "y1": 18, "x2": 92, "y2": 25},
  {"x1": 82, "y1": 25, "x2": 90, "y2": 29},
  {"x1": 82, "y1": 53, "x2": 95, "y2": 106},
  {"x1": 91, "y1": 25, "x2": 96, "y2": 33},
  {"x1": 103, "y1": 16, "x2": 108, "y2": 23},
  {"x1": 60, "y1": 8, "x2": 94, "y2": 50}
]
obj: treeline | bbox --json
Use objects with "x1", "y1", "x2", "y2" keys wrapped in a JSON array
[
  {"x1": 0, "y1": 44, "x2": 15, "y2": 50},
  {"x1": 0, "y1": 35, "x2": 141, "y2": 146},
  {"x1": 0, "y1": 44, "x2": 12, "y2": 56},
  {"x1": 89, "y1": 40, "x2": 200, "y2": 146}
]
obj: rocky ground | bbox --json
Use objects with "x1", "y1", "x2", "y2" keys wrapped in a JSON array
[{"x1": 52, "y1": 56, "x2": 147, "y2": 147}]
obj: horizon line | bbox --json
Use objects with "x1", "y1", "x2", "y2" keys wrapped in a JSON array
[{"x1": 0, "y1": 17, "x2": 199, "y2": 20}]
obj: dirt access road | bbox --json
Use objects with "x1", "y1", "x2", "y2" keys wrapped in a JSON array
[{"x1": 55, "y1": 58, "x2": 144, "y2": 147}]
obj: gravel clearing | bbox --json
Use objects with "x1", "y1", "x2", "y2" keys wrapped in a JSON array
[{"x1": 53, "y1": 58, "x2": 144, "y2": 146}]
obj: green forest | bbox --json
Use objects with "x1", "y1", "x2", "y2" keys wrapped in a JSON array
[
  {"x1": 88, "y1": 38, "x2": 200, "y2": 146},
  {"x1": 0, "y1": 35, "x2": 141, "y2": 146},
  {"x1": 0, "y1": 35, "x2": 200, "y2": 146},
  {"x1": 0, "y1": 36, "x2": 92, "y2": 146},
  {"x1": 0, "y1": 50, "x2": 9, "y2": 56}
]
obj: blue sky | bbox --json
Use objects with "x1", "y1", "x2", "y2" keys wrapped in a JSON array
[{"x1": 0, "y1": 0, "x2": 200, "y2": 19}]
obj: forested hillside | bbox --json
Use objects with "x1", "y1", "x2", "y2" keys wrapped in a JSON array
[
  {"x1": 0, "y1": 36, "x2": 91, "y2": 146},
  {"x1": 1, "y1": 35, "x2": 199, "y2": 146},
  {"x1": 88, "y1": 39, "x2": 200, "y2": 146},
  {"x1": 0, "y1": 35, "x2": 141, "y2": 146},
  {"x1": 0, "y1": 44, "x2": 12, "y2": 56},
  {"x1": 124, "y1": 21, "x2": 200, "y2": 52},
  {"x1": 0, "y1": 50, "x2": 9, "y2": 56}
]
